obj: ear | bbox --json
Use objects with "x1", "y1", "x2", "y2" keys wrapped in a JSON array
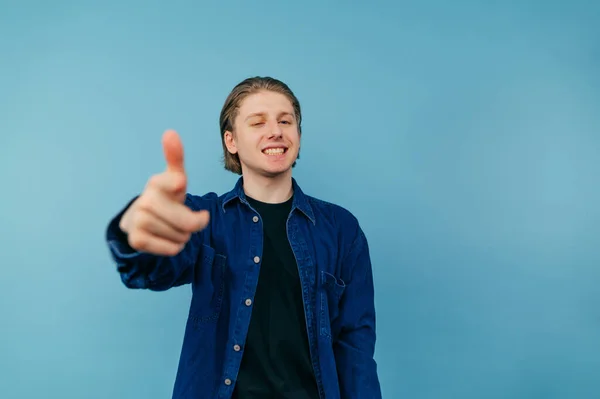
[{"x1": 224, "y1": 131, "x2": 238, "y2": 154}]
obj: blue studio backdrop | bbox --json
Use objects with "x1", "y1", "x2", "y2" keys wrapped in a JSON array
[{"x1": 1, "y1": 1, "x2": 599, "y2": 398}]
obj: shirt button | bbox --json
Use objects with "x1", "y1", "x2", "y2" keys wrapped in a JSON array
[
  {"x1": 253, "y1": 256, "x2": 260, "y2": 263},
  {"x1": 224, "y1": 378, "x2": 232, "y2": 386},
  {"x1": 245, "y1": 298, "x2": 252, "y2": 306},
  {"x1": 233, "y1": 344, "x2": 241, "y2": 352},
  {"x1": 252, "y1": 216, "x2": 259, "y2": 222}
]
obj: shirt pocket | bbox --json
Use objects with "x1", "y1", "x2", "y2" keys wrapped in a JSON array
[
  {"x1": 188, "y1": 244, "x2": 227, "y2": 326},
  {"x1": 319, "y1": 270, "x2": 346, "y2": 340}
]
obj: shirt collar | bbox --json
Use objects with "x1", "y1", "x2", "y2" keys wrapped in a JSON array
[{"x1": 222, "y1": 177, "x2": 316, "y2": 225}]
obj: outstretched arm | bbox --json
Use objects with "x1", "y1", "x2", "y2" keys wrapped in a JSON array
[
  {"x1": 105, "y1": 130, "x2": 209, "y2": 291},
  {"x1": 106, "y1": 193, "x2": 204, "y2": 291}
]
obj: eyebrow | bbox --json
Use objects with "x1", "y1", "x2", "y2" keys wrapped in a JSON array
[{"x1": 245, "y1": 111, "x2": 294, "y2": 121}]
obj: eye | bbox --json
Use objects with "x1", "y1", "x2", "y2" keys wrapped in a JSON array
[
  {"x1": 279, "y1": 120, "x2": 291, "y2": 125},
  {"x1": 252, "y1": 122, "x2": 264, "y2": 127}
]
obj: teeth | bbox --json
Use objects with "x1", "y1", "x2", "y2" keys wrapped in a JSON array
[{"x1": 263, "y1": 148, "x2": 285, "y2": 155}]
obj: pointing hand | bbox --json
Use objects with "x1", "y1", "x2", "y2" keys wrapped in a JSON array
[{"x1": 119, "y1": 130, "x2": 210, "y2": 256}]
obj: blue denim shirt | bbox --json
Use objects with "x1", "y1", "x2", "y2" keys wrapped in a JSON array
[{"x1": 106, "y1": 178, "x2": 381, "y2": 399}]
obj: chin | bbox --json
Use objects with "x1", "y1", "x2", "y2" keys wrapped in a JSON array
[
  {"x1": 262, "y1": 166, "x2": 292, "y2": 177},
  {"x1": 259, "y1": 162, "x2": 294, "y2": 177}
]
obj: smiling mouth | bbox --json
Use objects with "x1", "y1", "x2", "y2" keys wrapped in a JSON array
[{"x1": 262, "y1": 148, "x2": 287, "y2": 155}]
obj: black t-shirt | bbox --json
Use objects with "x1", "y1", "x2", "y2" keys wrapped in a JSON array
[{"x1": 232, "y1": 195, "x2": 319, "y2": 399}]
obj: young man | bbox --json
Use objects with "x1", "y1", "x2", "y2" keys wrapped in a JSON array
[{"x1": 105, "y1": 77, "x2": 381, "y2": 398}]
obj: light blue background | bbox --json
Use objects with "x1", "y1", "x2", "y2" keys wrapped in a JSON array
[{"x1": 1, "y1": 1, "x2": 599, "y2": 398}]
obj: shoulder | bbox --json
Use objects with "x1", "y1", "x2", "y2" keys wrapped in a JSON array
[
  {"x1": 183, "y1": 191, "x2": 222, "y2": 211},
  {"x1": 305, "y1": 194, "x2": 367, "y2": 248},
  {"x1": 306, "y1": 194, "x2": 372, "y2": 279},
  {"x1": 308, "y1": 195, "x2": 360, "y2": 228}
]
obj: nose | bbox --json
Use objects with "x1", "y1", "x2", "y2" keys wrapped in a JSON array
[{"x1": 268, "y1": 121, "x2": 283, "y2": 138}]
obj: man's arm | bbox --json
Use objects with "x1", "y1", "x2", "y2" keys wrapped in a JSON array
[
  {"x1": 106, "y1": 130, "x2": 209, "y2": 291},
  {"x1": 334, "y1": 225, "x2": 382, "y2": 398},
  {"x1": 106, "y1": 194, "x2": 204, "y2": 291}
]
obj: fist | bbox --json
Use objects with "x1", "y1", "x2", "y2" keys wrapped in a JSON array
[{"x1": 119, "y1": 130, "x2": 210, "y2": 256}]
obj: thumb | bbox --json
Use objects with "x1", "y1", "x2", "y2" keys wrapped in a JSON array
[
  {"x1": 162, "y1": 129, "x2": 186, "y2": 174},
  {"x1": 190, "y1": 209, "x2": 211, "y2": 232}
]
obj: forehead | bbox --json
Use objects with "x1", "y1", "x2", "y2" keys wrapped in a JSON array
[{"x1": 237, "y1": 90, "x2": 294, "y2": 116}]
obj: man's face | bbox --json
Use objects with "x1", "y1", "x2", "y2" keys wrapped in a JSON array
[{"x1": 225, "y1": 90, "x2": 300, "y2": 178}]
